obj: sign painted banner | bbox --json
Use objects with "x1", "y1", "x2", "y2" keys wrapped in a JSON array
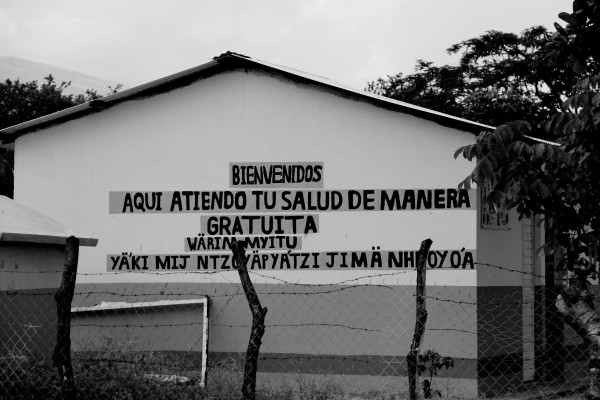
[
  {"x1": 107, "y1": 162, "x2": 477, "y2": 273},
  {"x1": 107, "y1": 249, "x2": 476, "y2": 271},
  {"x1": 229, "y1": 162, "x2": 324, "y2": 188},
  {"x1": 109, "y1": 189, "x2": 475, "y2": 214},
  {"x1": 200, "y1": 214, "x2": 318, "y2": 235},
  {"x1": 185, "y1": 235, "x2": 303, "y2": 252}
]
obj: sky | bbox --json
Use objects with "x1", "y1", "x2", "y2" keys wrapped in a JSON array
[{"x1": 0, "y1": 0, "x2": 567, "y2": 90}]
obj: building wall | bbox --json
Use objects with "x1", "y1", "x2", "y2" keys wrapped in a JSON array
[
  {"x1": 476, "y1": 192, "x2": 545, "y2": 396},
  {"x1": 13, "y1": 69, "x2": 481, "y2": 394},
  {"x1": 14, "y1": 69, "x2": 478, "y2": 278},
  {"x1": 0, "y1": 242, "x2": 65, "y2": 360},
  {"x1": 73, "y1": 282, "x2": 477, "y2": 386}
]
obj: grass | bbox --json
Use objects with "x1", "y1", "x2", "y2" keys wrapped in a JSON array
[
  {"x1": 1, "y1": 356, "x2": 204, "y2": 400},
  {"x1": 1, "y1": 344, "x2": 554, "y2": 400},
  {"x1": 6, "y1": 354, "x2": 570, "y2": 400},
  {"x1": 0, "y1": 352, "x2": 410, "y2": 400}
]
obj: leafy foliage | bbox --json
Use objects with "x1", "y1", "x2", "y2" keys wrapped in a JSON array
[
  {"x1": 454, "y1": 3, "x2": 600, "y2": 398},
  {"x1": 455, "y1": 1, "x2": 600, "y2": 278},
  {"x1": 549, "y1": 0, "x2": 600, "y2": 74},
  {"x1": 456, "y1": 85, "x2": 599, "y2": 280},
  {"x1": 417, "y1": 350, "x2": 454, "y2": 399},
  {"x1": 366, "y1": 60, "x2": 466, "y2": 120},
  {"x1": 417, "y1": 350, "x2": 454, "y2": 381},
  {"x1": 367, "y1": 25, "x2": 598, "y2": 129},
  {"x1": 0, "y1": 75, "x2": 119, "y2": 198},
  {"x1": 0, "y1": 75, "x2": 98, "y2": 130},
  {"x1": 0, "y1": 147, "x2": 13, "y2": 198}
]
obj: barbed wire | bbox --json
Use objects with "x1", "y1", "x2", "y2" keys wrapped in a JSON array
[
  {"x1": 1, "y1": 258, "x2": 593, "y2": 400},
  {"x1": 0, "y1": 288, "x2": 551, "y2": 308}
]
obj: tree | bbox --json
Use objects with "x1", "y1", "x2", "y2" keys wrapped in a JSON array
[
  {"x1": 0, "y1": 76, "x2": 118, "y2": 198},
  {"x1": 366, "y1": 25, "x2": 598, "y2": 129},
  {"x1": 455, "y1": 1, "x2": 600, "y2": 398},
  {"x1": 0, "y1": 147, "x2": 13, "y2": 198},
  {"x1": 366, "y1": 60, "x2": 466, "y2": 119}
]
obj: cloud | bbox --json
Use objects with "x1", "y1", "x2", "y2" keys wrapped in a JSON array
[{"x1": 0, "y1": 0, "x2": 570, "y2": 90}]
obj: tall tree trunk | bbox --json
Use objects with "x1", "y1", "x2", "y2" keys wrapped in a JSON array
[
  {"x1": 555, "y1": 275, "x2": 600, "y2": 400},
  {"x1": 230, "y1": 240, "x2": 268, "y2": 400}
]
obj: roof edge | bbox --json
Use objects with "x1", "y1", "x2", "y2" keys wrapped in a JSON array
[
  {"x1": 1, "y1": 51, "x2": 496, "y2": 143},
  {"x1": 0, "y1": 57, "x2": 225, "y2": 143},
  {"x1": 0, "y1": 232, "x2": 98, "y2": 247}
]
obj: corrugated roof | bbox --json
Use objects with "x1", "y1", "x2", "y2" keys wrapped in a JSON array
[
  {"x1": 0, "y1": 195, "x2": 97, "y2": 246},
  {"x1": 0, "y1": 51, "x2": 495, "y2": 144}
]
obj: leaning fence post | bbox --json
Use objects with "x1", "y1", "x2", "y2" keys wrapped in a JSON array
[
  {"x1": 407, "y1": 238, "x2": 432, "y2": 400},
  {"x1": 230, "y1": 240, "x2": 268, "y2": 400},
  {"x1": 52, "y1": 236, "x2": 79, "y2": 400}
]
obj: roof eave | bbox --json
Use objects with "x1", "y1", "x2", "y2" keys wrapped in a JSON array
[
  {"x1": 0, "y1": 52, "x2": 493, "y2": 143},
  {"x1": 0, "y1": 232, "x2": 98, "y2": 247},
  {"x1": 0, "y1": 57, "x2": 225, "y2": 144}
]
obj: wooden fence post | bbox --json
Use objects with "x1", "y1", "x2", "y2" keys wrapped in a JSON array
[
  {"x1": 230, "y1": 240, "x2": 268, "y2": 400},
  {"x1": 52, "y1": 236, "x2": 79, "y2": 400},
  {"x1": 407, "y1": 238, "x2": 432, "y2": 400}
]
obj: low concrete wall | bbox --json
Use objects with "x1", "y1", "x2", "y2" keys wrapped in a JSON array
[{"x1": 72, "y1": 282, "x2": 478, "y2": 375}]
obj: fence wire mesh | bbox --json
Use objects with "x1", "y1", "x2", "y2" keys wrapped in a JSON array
[{"x1": 0, "y1": 264, "x2": 593, "y2": 399}]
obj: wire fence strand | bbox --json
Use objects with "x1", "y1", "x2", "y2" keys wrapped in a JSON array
[{"x1": 0, "y1": 262, "x2": 593, "y2": 399}]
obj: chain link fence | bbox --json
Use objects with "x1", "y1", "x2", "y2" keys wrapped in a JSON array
[{"x1": 0, "y1": 263, "x2": 593, "y2": 399}]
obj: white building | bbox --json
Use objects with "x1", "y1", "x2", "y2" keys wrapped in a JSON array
[{"x1": 1, "y1": 52, "x2": 571, "y2": 397}]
